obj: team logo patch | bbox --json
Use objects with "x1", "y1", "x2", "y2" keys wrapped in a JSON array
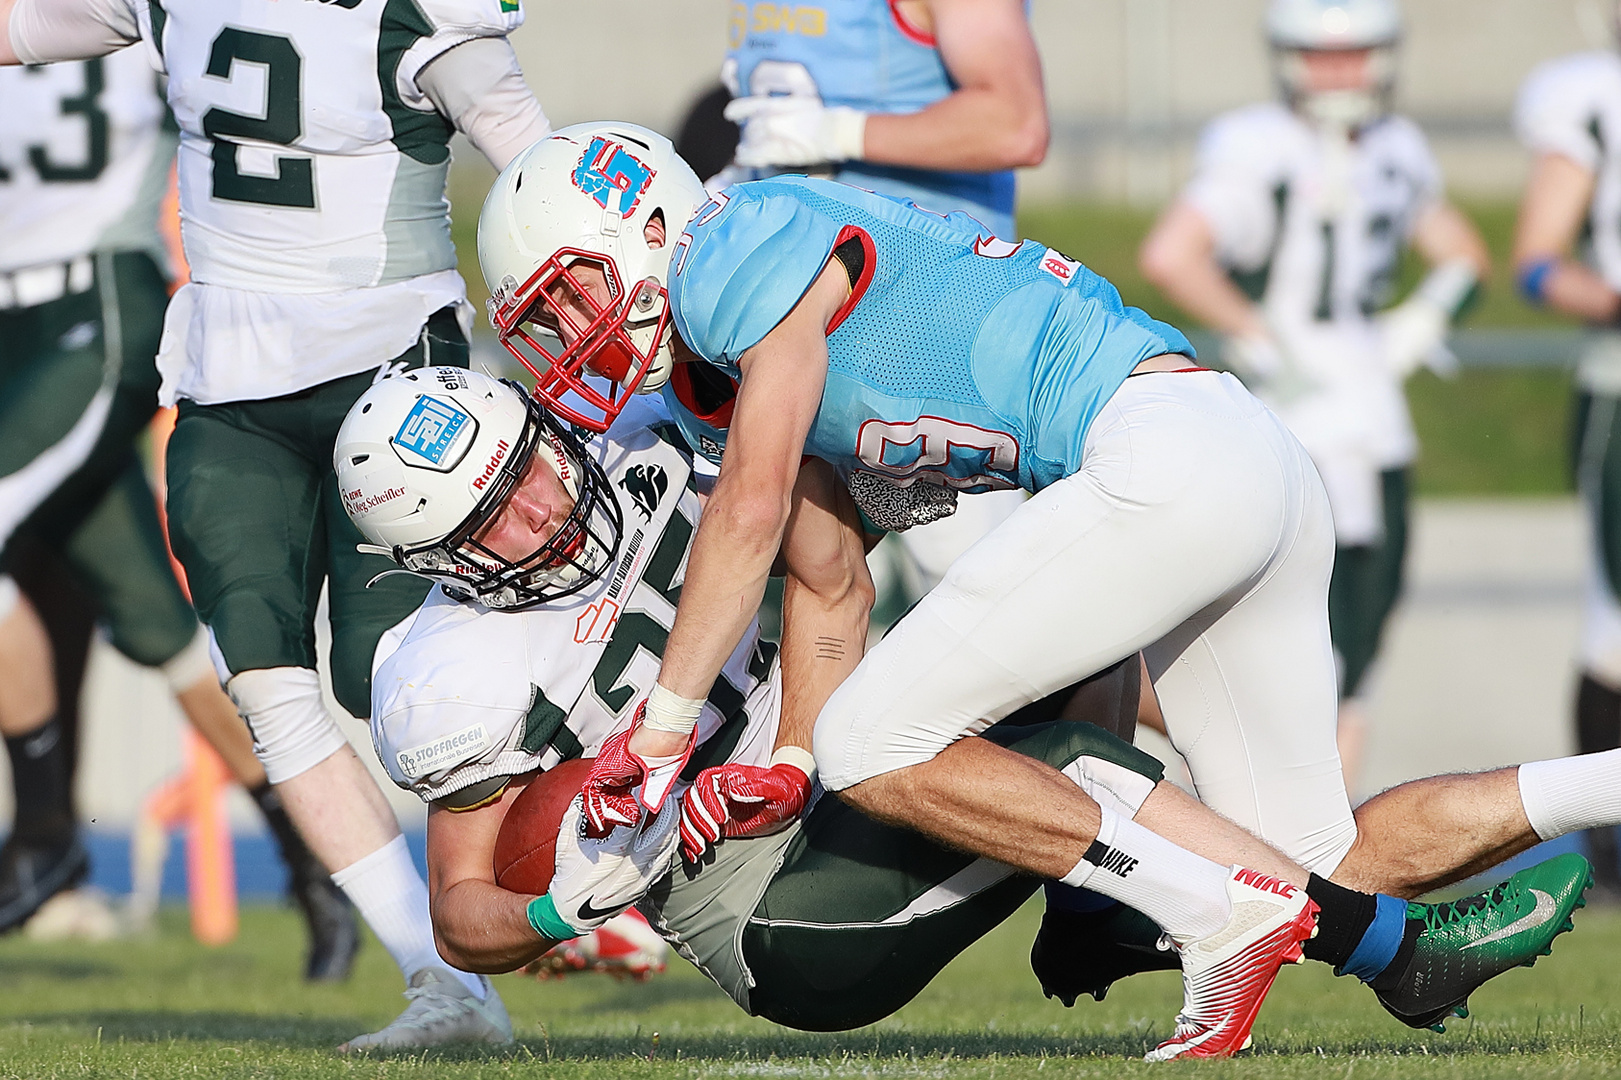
[
  {"x1": 575, "y1": 597, "x2": 622, "y2": 645},
  {"x1": 396, "y1": 723, "x2": 489, "y2": 779},
  {"x1": 1037, "y1": 248, "x2": 1081, "y2": 285},
  {"x1": 572, "y1": 137, "x2": 656, "y2": 217},
  {"x1": 394, "y1": 395, "x2": 471, "y2": 468},
  {"x1": 618, "y1": 463, "x2": 668, "y2": 522}
]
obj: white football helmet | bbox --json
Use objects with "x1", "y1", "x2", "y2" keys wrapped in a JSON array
[
  {"x1": 1267, "y1": 0, "x2": 1401, "y2": 128},
  {"x1": 479, "y1": 122, "x2": 708, "y2": 433},
  {"x1": 334, "y1": 368, "x2": 623, "y2": 609}
]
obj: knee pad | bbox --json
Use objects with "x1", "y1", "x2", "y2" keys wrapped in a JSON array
[
  {"x1": 160, "y1": 627, "x2": 218, "y2": 695},
  {"x1": 227, "y1": 667, "x2": 348, "y2": 784},
  {"x1": 0, "y1": 574, "x2": 18, "y2": 623},
  {"x1": 1061, "y1": 755, "x2": 1158, "y2": 819}
]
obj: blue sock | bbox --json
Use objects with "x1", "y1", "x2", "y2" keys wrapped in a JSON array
[
  {"x1": 1044, "y1": 881, "x2": 1119, "y2": 915},
  {"x1": 1337, "y1": 893, "x2": 1408, "y2": 982}
]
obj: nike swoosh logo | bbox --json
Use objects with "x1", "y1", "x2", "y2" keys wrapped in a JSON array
[
  {"x1": 1460, "y1": 889, "x2": 1556, "y2": 950},
  {"x1": 577, "y1": 898, "x2": 622, "y2": 922}
]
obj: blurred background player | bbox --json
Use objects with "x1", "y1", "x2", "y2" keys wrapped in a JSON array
[
  {"x1": 1513, "y1": 2, "x2": 1621, "y2": 902},
  {"x1": 685, "y1": 0, "x2": 1050, "y2": 621},
  {"x1": 1139, "y1": 0, "x2": 1488, "y2": 793},
  {"x1": 0, "y1": 46, "x2": 354, "y2": 972},
  {"x1": 1, "y1": 0, "x2": 550, "y2": 1050}
]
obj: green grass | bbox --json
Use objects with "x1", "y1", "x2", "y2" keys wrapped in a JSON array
[{"x1": 1, "y1": 902, "x2": 1619, "y2": 1077}]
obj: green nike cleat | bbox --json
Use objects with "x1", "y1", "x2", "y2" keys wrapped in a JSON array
[{"x1": 1373, "y1": 853, "x2": 1593, "y2": 1031}]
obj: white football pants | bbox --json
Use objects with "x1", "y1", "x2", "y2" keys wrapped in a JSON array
[{"x1": 814, "y1": 370, "x2": 1357, "y2": 876}]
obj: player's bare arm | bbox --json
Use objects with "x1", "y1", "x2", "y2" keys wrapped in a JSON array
[
  {"x1": 859, "y1": 0, "x2": 1048, "y2": 171},
  {"x1": 629, "y1": 259, "x2": 850, "y2": 760},
  {"x1": 776, "y1": 460, "x2": 875, "y2": 757},
  {"x1": 1515, "y1": 151, "x2": 1621, "y2": 322},
  {"x1": 1411, "y1": 201, "x2": 1490, "y2": 279},
  {"x1": 426, "y1": 781, "x2": 557, "y2": 973},
  {"x1": 1139, "y1": 201, "x2": 1270, "y2": 339}
]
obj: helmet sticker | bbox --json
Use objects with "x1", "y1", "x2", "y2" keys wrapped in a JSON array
[
  {"x1": 571, "y1": 137, "x2": 656, "y2": 217},
  {"x1": 394, "y1": 396, "x2": 472, "y2": 469}
]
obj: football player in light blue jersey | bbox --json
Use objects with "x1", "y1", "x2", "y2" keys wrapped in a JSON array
[
  {"x1": 482, "y1": 124, "x2": 1616, "y2": 1055},
  {"x1": 717, "y1": 0, "x2": 1046, "y2": 242}
]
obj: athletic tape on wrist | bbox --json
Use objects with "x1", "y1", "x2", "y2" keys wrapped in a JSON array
[
  {"x1": 1416, "y1": 259, "x2": 1480, "y2": 319},
  {"x1": 1517, "y1": 258, "x2": 1558, "y2": 307},
  {"x1": 526, "y1": 893, "x2": 579, "y2": 942},
  {"x1": 641, "y1": 683, "x2": 705, "y2": 735},
  {"x1": 769, "y1": 745, "x2": 817, "y2": 783}
]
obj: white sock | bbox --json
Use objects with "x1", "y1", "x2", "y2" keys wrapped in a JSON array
[
  {"x1": 331, "y1": 835, "x2": 487, "y2": 999},
  {"x1": 1060, "y1": 807, "x2": 1231, "y2": 942},
  {"x1": 1518, "y1": 750, "x2": 1621, "y2": 840}
]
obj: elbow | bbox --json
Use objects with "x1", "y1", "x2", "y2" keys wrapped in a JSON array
[
  {"x1": 1137, "y1": 240, "x2": 1176, "y2": 290},
  {"x1": 712, "y1": 481, "x2": 793, "y2": 556},
  {"x1": 1004, "y1": 112, "x2": 1049, "y2": 169}
]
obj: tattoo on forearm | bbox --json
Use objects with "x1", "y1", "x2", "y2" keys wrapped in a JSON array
[{"x1": 815, "y1": 636, "x2": 846, "y2": 661}]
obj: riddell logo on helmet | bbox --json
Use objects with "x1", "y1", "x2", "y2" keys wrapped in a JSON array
[
  {"x1": 1234, "y1": 867, "x2": 1298, "y2": 898},
  {"x1": 470, "y1": 440, "x2": 511, "y2": 493},
  {"x1": 343, "y1": 486, "x2": 404, "y2": 515}
]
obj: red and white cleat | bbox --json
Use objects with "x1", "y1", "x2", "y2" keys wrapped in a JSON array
[
  {"x1": 1144, "y1": 866, "x2": 1319, "y2": 1062},
  {"x1": 525, "y1": 908, "x2": 669, "y2": 982}
]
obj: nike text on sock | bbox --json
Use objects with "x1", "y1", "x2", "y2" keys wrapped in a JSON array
[
  {"x1": 331, "y1": 835, "x2": 487, "y2": 1000},
  {"x1": 1059, "y1": 807, "x2": 1231, "y2": 942},
  {"x1": 1518, "y1": 749, "x2": 1621, "y2": 840}
]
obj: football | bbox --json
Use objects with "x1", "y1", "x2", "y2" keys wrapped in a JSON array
[{"x1": 493, "y1": 757, "x2": 595, "y2": 896}]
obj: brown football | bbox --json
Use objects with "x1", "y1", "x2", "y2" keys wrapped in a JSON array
[{"x1": 493, "y1": 757, "x2": 594, "y2": 896}]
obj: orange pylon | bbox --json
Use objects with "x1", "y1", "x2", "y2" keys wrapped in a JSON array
[{"x1": 133, "y1": 729, "x2": 237, "y2": 945}]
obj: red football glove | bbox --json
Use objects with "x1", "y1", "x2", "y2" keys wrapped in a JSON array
[
  {"x1": 679, "y1": 756, "x2": 813, "y2": 862},
  {"x1": 580, "y1": 702, "x2": 698, "y2": 839}
]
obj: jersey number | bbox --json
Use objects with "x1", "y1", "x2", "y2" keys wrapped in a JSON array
[
  {"x1": 202, "y1": 29, "x2": 315, "y2": 209},
  {"x1": 0, "y1": 60, "x2": 109, "y2": 184},
  {"x1": 855, "y1": 416, "x2": 1020, "y2": 489}
]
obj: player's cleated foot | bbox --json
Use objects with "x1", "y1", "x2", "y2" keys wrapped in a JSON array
[
  {"x1": 1144, "y1": 867, "x2": 1319, "y2": 1062},
  {"x1": 0, "y1": 834, "x2": 88, "y2": 934},
  {"x1": 1372, "y1": 852, "x2": 1592, "y2": 1032},
  {"x1": 337, "y1": 967, "x2": 513, "y2": 1053},
  {"x1": 1031, "y1": 903, "x2": 1179, "y2": 1006},
  {"x1": 524, "y1": 909, "x2": 669, "y2": 981},
  {"x1": 293, "y1": 873, "x2": 360, "y2": 982}
]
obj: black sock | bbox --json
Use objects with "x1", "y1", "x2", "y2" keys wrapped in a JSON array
[
  {"x1": 1301, "y1": 873, "x2": 1378, "y2": 968},
  {"x1": 248, "y1": 781, "x2": 329, "y2": 889},
  {"x1": 5, "y1": 717, "x2": 75, "y2": 846},
  {"x1": 1577, "y1": 674, "x2": 1621, "y2": 887}
]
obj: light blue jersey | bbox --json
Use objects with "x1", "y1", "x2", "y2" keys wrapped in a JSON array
[
  {"x1": 667, "y1": 177, "x2": 1193, "y2": 494},
  {"x1": 725, "y1": 0, "x2": 1016, "y2": 237}
]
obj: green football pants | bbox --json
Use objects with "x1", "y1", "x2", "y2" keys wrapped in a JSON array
[{"x1": 163, "y1": 307, "x2": 467, "y2": 718}]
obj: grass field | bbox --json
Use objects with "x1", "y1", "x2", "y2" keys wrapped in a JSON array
[{"x1": 2, "y1": 901, "x2": 1619, "y2": 1079}]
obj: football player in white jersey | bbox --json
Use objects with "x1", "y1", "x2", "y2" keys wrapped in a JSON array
[
  {"x1": 1138, "y1": 0, "x2": 1489, "y2": 790},
  {"x1": 1513, "y1": 4, "x2": 1621, "y2": 902},
  {"x1": 1, "y1": 0, "x2": 549, "y2": 1051},
  {"x1": 335, "y1": 368, "x2": 1595, "y2": 1051},
  {"x1": 0, "y1": 46, "x2": 360, "y2": 973}
]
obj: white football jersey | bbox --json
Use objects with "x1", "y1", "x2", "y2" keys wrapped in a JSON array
[
  {"x1": 0, "y1": 46, "x2": 173, "y2": 274},
  {"x1": 371, "y1": 422, "x2": 781, "y2": 804},
  {"x1": 1182, "y1": 103, "x2": 1442, "y2": 538},
  {"x1": 1516, "y1": 51, "x2": 1621, "y2": 293}
]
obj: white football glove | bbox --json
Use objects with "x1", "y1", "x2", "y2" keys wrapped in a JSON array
[
  {"x1": 547, "y1": 793, "x2": 680, "y2": 936},
  {"x1": 1220, "y1": 332, "x2": 1287, "y2": 381},
  {"x1": 1378, "y1": 295, "x2": 1457, "y2": 379},
  {"x1": 724, "y1": 95, "x2": 867, "y2": 168}
]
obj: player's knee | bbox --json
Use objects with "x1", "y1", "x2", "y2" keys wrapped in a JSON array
[
  {"x1": 226, "y1": 667, "x2": 347, "y2": 784},
  {"x1": 157, "y1": 627, "x2": 220, "y2": 695}
]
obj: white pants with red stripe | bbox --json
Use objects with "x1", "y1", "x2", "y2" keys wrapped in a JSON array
[{"x1": 814, "y1": 370, "x2": 1358, "y2": 876}]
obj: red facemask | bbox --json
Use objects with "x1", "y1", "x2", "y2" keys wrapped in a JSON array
[{"x1": 491, "y1": 248, "x2": 668, "y2": 433}]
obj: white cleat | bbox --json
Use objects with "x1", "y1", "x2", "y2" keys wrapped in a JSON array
[
  {"x1": 1144, "y1": 867, "x2": 1319, "y2": 1062},
  {"x1": 338, "y1": 967, "x2": 513, "y2": 1053}
]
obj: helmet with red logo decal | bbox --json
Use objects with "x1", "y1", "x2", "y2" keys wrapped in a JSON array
[
  {"x1": 333, "y1": 367, "x2": 623, "y2": 610},
  {"x1": 478, "y1": 121, "x2": 707, "y2": 434}
]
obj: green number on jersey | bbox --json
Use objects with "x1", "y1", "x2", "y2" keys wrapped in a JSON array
[
  {"x1": 202, "y1": 29, "x2": 315, "y2": 209},
  {"x1": 0, "y1": 60, "x2": 111, "y2": 184}
]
